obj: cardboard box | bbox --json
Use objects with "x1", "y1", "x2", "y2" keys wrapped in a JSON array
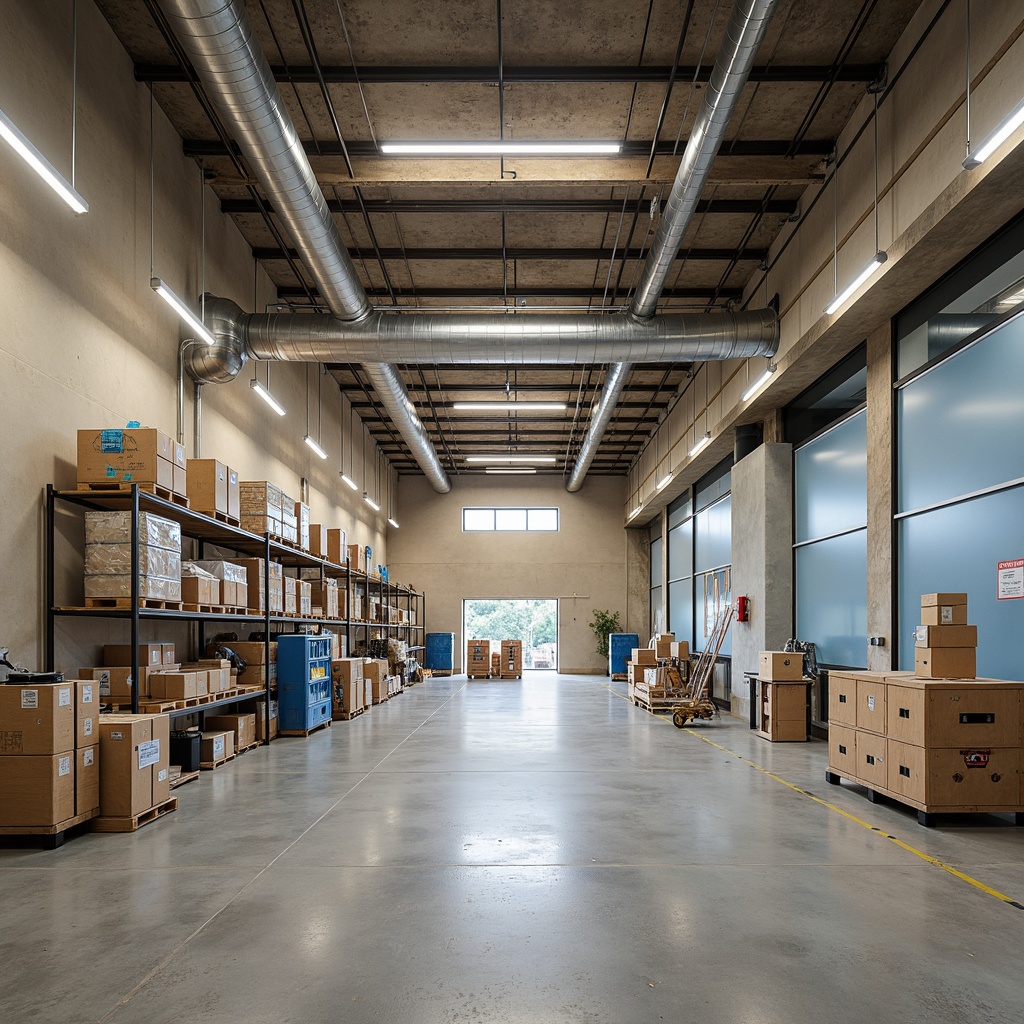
[
  {"x1": 0, "y1": 753, "x2": 76, "y2": 827},
  {"x1": 311, "y1": 580, "x2": 339, "y2": 620},
  {"x1": 186, "y1": 458, "x2": 229, "y2": 515},
  {"x1": 328, "y1": 529, "x2": 348, "y2": 566},
  {"x1": 915, "y1": 647, "x2": 977, "y2": 679},
  {"x1": 309, "y1": 524, "x2": 328, "y2": 558},
  {"x1": 914, "y1": 624, "x2": 977, "y2": 648},
  {"x1": 75, "y1": 679, "x2": 99, "y2": 748},
  {"x1": 0, "y1": 683, "x2": 75, "y2": 755},
  {"x1": 283, "y1": 575, "x2": 297, "y2": 616},
  {"x1": 920, "y1": 603, "x2": 969, "y2": 626},
  {"x1": 76, "y1": 745, "x2": 100, "y2": 815},
  {"x1": 198, "y1": 659, "x2": 231, "y2": 692},
  {"x1": 204, "y1": 714, "x2": 256, "y2": 752},
  {"x1": 921, "y1": 592, "x2": 968, "y2": 607},
  {"x1": 249, "y1": 699, "x2": 279, "y2": 741},
  {"x1": 363, "y1": 659, "x2": 388, "y2": 685},
  {"x1": 229, "y1": 641, "x2": 274, "y2": 667},
  {"x1": 149, "y1": 671, "x2": 197, "y2": 701},
  {"x1": 98, "y1": 714, "x2": 169, "y2": 817},
  {"x1": 364, "y1": 679, "x2": 373, "y2": 709},
  {"x1": 759, "y1": 651, "x2": 803, "y2": 681},
  {"x1": 227, "y1": 468, "x2": 240, "y2": 521},
  {"x1": 200, "y1": 731, "x2": 235, "y2": 764},
  {"x1": 500, "y1": 640, "x2": 523, "y2": 675},
  {"x1": 297, "y1": 578, "x2": 312, "y2": 617},
  {"x1": 631, "y1": 648, "x2": 657, "y2": 666},
  {"x1": 295, "y1": 502, "x2": 310, "y2": 550},
  {"x1": 173, "y1": 463, "x2": 187, "y2": 497},
  {"x1": 332, "y1": 678, "x2": 362, "y2": 715},
  {"x1": 332, "y1": 658, "x2": 364, "y2": 684},
  {"x1": 669, "y1": 641, "x2": 690, "y2": 660},
  {"x1": 161, "y1": 643, "x2": 176, "y2": 665},
  {"x1": 77, "y1": 427, "x2": 174, "y2": 486},
  {"x1": 182, "y1": 574, "x2": 219, "y2": 607},
  {"x1": 104, "y1": 644, "x2": 164, "y2": 668},
  {"x1": 348, "y1": 543, "x2": 366, "y2": 573},
  {"x1": 77, "y1": 666, "x2": 143, "y2": 702},
  {"x1": 371, "y1": 676, "x2": 389, "y2": 705}
]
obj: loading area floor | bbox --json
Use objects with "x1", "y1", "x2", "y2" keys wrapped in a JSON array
[{"x1": 2, "y1": 673, "x2": 1023, "y2": 1023}]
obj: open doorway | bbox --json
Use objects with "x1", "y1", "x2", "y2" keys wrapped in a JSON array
[{"x1": 463, "y1": 599, "x2": 558, "y2": 670}]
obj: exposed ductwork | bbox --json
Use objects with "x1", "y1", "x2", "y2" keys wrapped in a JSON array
[
  {"x1": 155, "y1": 0, "x2": 451, "y2": 492},
  {"x1": 567, "y1": 0, "x2": 780, "y2": 492}
]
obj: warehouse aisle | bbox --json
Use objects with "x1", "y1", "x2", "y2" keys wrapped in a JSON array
[{"x1": 2, "y1": 674, "x2": 1023, "y2": 1024}]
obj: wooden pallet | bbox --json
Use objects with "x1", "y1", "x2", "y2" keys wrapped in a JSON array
[
  {"x1": 371, "y1": 695, "x2": 390, "y2": 706},
  {"x1": 193, "y1": 509, "x2": 241, "y2": 528},
  {"x1": 182, "y1": 603, "x2": 225, "y2": 615},
  {"x1": 91, "y1": 797, "x2": 178, "y2": 833},
  {"x1": 82, "y1": 597, "x2": 183, "y2": 611},
  {"x1": 234, "y1": 740, "x2": 259, "y2": 756},
  {"x1": 200, "y1": 752, "x2": 236, "y2": 770},
  {"x1": 169, "y1": 768, "x2": 200, "y2": 790},
  {"x1": 631, "y1": 693, "x2": 680, "y2": 714},
  {"x1": 221, "y1": 605, "x2": 247, "y2": 616},
  {"x1": 0, "y1": 809, "x2": 98, "y2": 849},
  {"x1": 279, "y1": 719, "x2": 331, "y2": 738},
  {"x1": 611, "y1": 673, "x2": 627, "y2": 682},
  {"x1": 76, "y1": 481, "x2": 190, "y2": 508},
  {"x1": 332, "y1": 706, "x2": 365, "y2": 721},
  {"x1": 499, "y1": 674, "x2": 523, "y2": 680}
]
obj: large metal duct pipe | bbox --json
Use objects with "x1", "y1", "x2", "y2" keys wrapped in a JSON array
[
  {"x1": 567, "y1": 0, "x2": 779, "y2": 492},
  {"x1": 156, "y1": 0, "x2": 451, "y2": 493}
]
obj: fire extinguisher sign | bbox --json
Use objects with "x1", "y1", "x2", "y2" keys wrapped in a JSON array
[{"x1": 997, "y1": 559, "x2": 1024, "y2": 600}]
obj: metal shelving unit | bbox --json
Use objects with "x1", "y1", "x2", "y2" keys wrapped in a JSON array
[{"x1": 44, "y1": 485, "x2": 354, "y2": 743}]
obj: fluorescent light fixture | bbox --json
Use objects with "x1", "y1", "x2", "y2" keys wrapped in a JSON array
[
  {"x1": 250, "y1": 378, "x2": 286, "y2": 416},
  {"x1": 387, "y1": 517, "x2": 400, "y2": 529},
  {"x1": 0, "y1": 106, "x2": 89, "y2": 214},
  {"x1": 380, "y1": 141, "x2": 621, "y2": 156},
  {"x1": 689, "y1": 432, "x2": 712, "y2": 458},
  {"x1": 627, "y1": 505, "x2": 644, "y2": 520},
  {"x1": 823, "y1": 252, "x2": 887, "y2": 315},
  {"x1": 339, "y1": 472, "x2": 358, "y2": 490},
  {"x1": 453, "y1": 401, "x2": 568, "y2": 412},
  {"x1": 303, "y1": 435, "x2": 328, "y2": 460},
  {"x1": 485, "y1": 467, "x2": 537, "y2": 475},
  {"x1": 363, "y1": 492, "x2": 380, "y2": 512},
  {"x1": 656, "y1": 472, "x2": 673, "y2": 490},
  {"x1": 741, "y1": 362, "x2": 777, "y2": 402},
  {"x1": 963, "y1": 96, "x2": 1024, "y2": 169},
  {"x1": 466, "y1": 455, "x2": 557, "y2": 464},
  {"x1": 151, "y1": 277, "x2": 216, "y2": 345}
]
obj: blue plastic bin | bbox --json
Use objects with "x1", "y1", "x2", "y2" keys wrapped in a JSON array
[
  {"x1": 425, "y1": 632, "x2": 456, "y2": 671},
  {"x1": 608, "y1": 633, "x2": 640, "y2": 676}
]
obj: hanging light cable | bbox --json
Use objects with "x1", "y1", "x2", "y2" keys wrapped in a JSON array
[
  {"x1": 340, "y1": 394, "x2": 358, "y2": 489},
  {"x1": 303, "y1": 363, "x2": 328, "y2": 459}
]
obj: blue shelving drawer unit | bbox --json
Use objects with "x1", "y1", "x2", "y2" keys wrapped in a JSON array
[
  {"x1": 425, "y1": 632, "x2": 455, "y2": 671},
  {"x1": 609, "y1": 633, "x2": 640, "y2": 676},
  {"x1": 277, "y1": 634, "x2": 333, "y2": 733}
]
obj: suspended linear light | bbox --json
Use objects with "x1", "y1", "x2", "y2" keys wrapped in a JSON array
[
  {"x1": 340, "y1": 472, "x2": 358, "y2": 490},
  {"x1": 0, "y1": 107, "x2": 89, "y2": 214},
  {"x1": 250, "y1": 378, "x2": 286, "y2": 416},
  {"x1": 454, "y1": 401, "x2": 573, "y2": 413},
  {"x1": 656, "y1": 472, "x2": 673, "y2": 490},
  {"x1": 485, "y1": 468, "x2": 537, "y2": 475},
  {"x1": 303, "y1": 434, "x2": 328, "y2": 460},
  {"x1": 466, "y1": 455, "x2": 557, "y2": 464},
  {"x1": 963, "y1": 96, "x2": 1024, "y2": 169},
  {"x1": 380, "y1": 141, "x2": 621, "y2": 156},
  {"x1": 823, "y1": 252, "x2": 887, "y2": 315},
  {"x1": 387, "y1": 517, "x2": 400, "y2": 529},
  {"x1": 627, "y1": 505, "x2": 644, "y2": 520},
  {"x1": 151, "y1": 277, "x2": 216, "y2": 345},
  {"x1": 741, "y1": 362, "x2": 777, "y2": 402},
  {"x1": 689, "y1": 432, "x2": 712, "y2": 458},
  {"x1": 363, "y1": 492, "x2": 380, "y2": 511}
]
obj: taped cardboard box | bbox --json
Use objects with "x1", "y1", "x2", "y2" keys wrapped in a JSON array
[
  {"x1": 186, "y1": 458, "x2": 229, "y2": 515},
  {"x1": 204, "y1": 714, "x2": 256, "y2": 752},
  {"x1": 0, "y1": 683, "x2": 75, "y2": 755},
  {"x1": 104, "y1": 644, "x2": 165, "y2": 668},
  {"x1": 149, "y1": 671, "x2": 197, "y2": 701},
  {"x1": 198, "y1": 659, "x2": 231, "y2": 692},
  {"x1": 914, "y1": 647, "x2": 977, "y2": 679},
  {"x1": 76, "y1": 745, "x2": 100, "y2": 815},
  {"x1": 0, "y1": 753, "x2": 76, "y2": 827},
  {"x1": 77, "y1": 665, "x2": 149, "y2": 702},
  {"x1": 98, "y1": 714, "x2": 170, "y2": 817},
  {"x1": 75, "y1": 679, "x2": 99, "y2": 748},
  {"x1": 200, "y1": 731, "x2": 234, "y2": 764},
  {"x1": 181, "y1": 570, "x2": 219, "y2": 607},
  {"x1": 914, "y1": 624, "x2": 978, "y2": 648},
  {"x1": 332, "y1": 658, "x2": 364, "y2": 684},
  {"x1": 76, "y1": 428, "x2": 174, "y2": 486},
  {"x1": 309, "y1": 523, "x2": 328, "y2": 558}
]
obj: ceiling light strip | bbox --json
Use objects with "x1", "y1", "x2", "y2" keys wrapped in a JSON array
[
  {"x1": 250, "y1": 378, "x2": 286, "y2": 416},
  {"x1": 453, "y1": 402, "x2": 568, "y2": 412},
  {"x1": 0, "y1": 106, "x2": 89, "y2": 214},
  {"x1": 380, "y1": 142, "x2": 621, "y2": 156},
  {"x1": 823, "y1": 252, "x2": 887, "y2": 315},
  {"x1": 151, "y1": 277, "x2": 216, "y2": 345},
  {"x1": 465, "y1": 455, "x2": 557, "y2": 464}
]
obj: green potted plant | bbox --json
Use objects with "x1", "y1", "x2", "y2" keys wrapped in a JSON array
[{"x1": 588, "y1": 609, "x2": 622, "y2": 660}]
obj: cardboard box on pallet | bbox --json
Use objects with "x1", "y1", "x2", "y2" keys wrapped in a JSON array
[
  {"x1": 466, "y1": 640, "x2": 492, "y2": 676},
  {"x1": 248, "y1": 699, "x2": 279, "y2": 741},
  {"x1": 76, "y1": 427, "x2": 175, "y2": 489},
  {"x1": 77, "y1": 666, "x2": 149, "y2": 702},
  {"x1": 332, "y1": 658, "x2": 363, "y2": 684},
  {"x1": 311, "y1": 579, "x2": 339, "y2": 620},
  {"x1": 204, "y1": 714, "x2": 256, "y2": 752},
  {"x1": 759, "y1": 651, "x2": 804, "y2": 681},
  {"x1": 186, "y1": 458, "x2": 229, "y2": 516},
  {"x1": 76, "y1": 745, "x2": 99, "y2": 815},
  {"x1": 98, "y1": 714, "x2": 170, "y2": 817},
  {"x1": 227, "y1": 468, "x2": 240, "y2": 521},
  {"x1": 104, "y1": 644, "x2": 165, "y2": 668},
  {"x1": 348, "y1": 543, "x2": 367, "y2": 573},
  {"x1": 295, "y1": 502, "x2": 311, "y2": 550},
  {"x1": 75, "y1": 679, "x2": 98, "y2": 748},
  {"x1": 198, "y1": 659, "x2": 231, "y2": 692},
  {"x1": 297, "y1": 578, "x2": 312, "y2": 617},
  {"x1": 283, "y1": 576, "x2": 298, "y2": 616},
  {"x1": 149, "y1": 671, "x2": 197, "y2": 701},
  {"x1": 200, "y1": 731, "x2": 234, "y2": 764},
  {"x1": 631, "y1": 648, "x2": 657, "y2": 667},
  {"x1": 181, "y1": 573, "x2": 219, "y2": 607},
  {"x1": 332, "y1": 678, "x2": 362, "y2": 716},
  {"x1": 371, "y1": 676, "x2": 389, "y2": 704},
  {"x1": 364, "y1": 659, "x2": 388, "y2": 686},
  {"x1": 309, "y1": 524, "x2": 329, "y2": 559},
  {"x1": 0, "y1": 683, "x2": 75, "y2": 755},
  {"x1": 192, "y1": 561, "x2": 248, "y2": 609},
  {"x1": 84, "y1": 510, "x2": 182, "y2": 603},
  {"x1": 234, "y1": 558, "x2": 283, "y2": 613},
  {"x1": 326, "y1": 529, "x2": 347, "y2": 566},
  {"x1": 0, "y1": 753, "x2": 76, "y2": 827},
  {"x1": 171, "y1": 441, "x2": 187, "y2": 496}
]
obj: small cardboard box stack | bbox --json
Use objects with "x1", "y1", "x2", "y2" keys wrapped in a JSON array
[
  {"x1": 200, "y1": 731, "x2": 234, "y2": 766},
  {"x1": 757, "y1": 651, "x2": 807, "y2": 741},
  {"x1": 296, "y1": 578, "x2": 312, "y2": 617},
  {"x1": 230, "y1": 641, "x2": 278, "y2": 688},
  {"x1": 915, "y1": 593, "x2": 976, "y2": 678},
  {"x1": 295, "y1": 502, "x2": 311, "y2": 550},
  {"x1": 204, "y1": 714, "x2": 256, "y2": 753},
  {"x1": 311, "y1": 578, "x2": 339, "y2": 619},
  {"x1": 331, "y1": 658, "x2": 364, "y2": 718},
  {"x1": 239, "y1": 481, "x2": 284, "y2": 537},
  {"x1": 79, "y1": 643, "x2": 177, "y2": 702},
  {"x1": 234, "y1": 558, "x2": 283, "y2": 613},
  {"x1": 84, "y1": 511, "x2": 182, "y2": 603},
  {"x1": 181, "y1": 563, "x2": 220, "y2": 607},
  {"x1": 283, "y1": 576, "x2": 298, "y2": 616},
  {"x1": 97, "y1": 713, "x2": 170, "y2": 817},
  {"x1": 500, "y1": 640, "x2": 523, "y2": 678},
  {"x1": 364, "y1": 659, "x2": 390, "y2": 704},
  {"x1": 186, "y1": 459, "x2": 240, "y2": 521},
  {"x1": 466, "y1": 640, "x2": 492, "y2": 678},
  {"x1": 280, "y1": 493, "x2": 299, "y2": 545},
  {"x1": 192, "y1": 560, "x2": 248, "y2": 609},
  {"x1": 0, "y1": 681, "x2": 100, "y2": 828},
  {"x1": 77, "y1": 427, "x2": 186, "y2": 497},
  {"x1": 654, "y1": 633, "x2": 675, "y2": 659}
]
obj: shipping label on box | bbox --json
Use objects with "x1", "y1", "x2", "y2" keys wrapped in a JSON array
[{"x1": 914, "y1": 624, "x2": 978, "y2": 648}]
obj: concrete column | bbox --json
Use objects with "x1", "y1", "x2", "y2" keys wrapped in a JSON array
[
  {"x1": 624, "y1": 527, "x2": 650, "y2": 640},
  {"x1": 865, "y1": 323, "x2": 893, "y2": 671},
  {"x1": 730, "y1": 442, "x2": 794, "y2": 721}
]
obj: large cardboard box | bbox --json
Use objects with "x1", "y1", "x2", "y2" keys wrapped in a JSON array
[
  {"x1": 759, "y1": 651, "x2": 803, "y2": 681},
  {"x1": 76, "y1": 745, "x2": 100, "y2": 815},
  {"x1": 332, "y1": 658, "x2": 363, "y2": 684},
  {"x1": 283, "y1": 575, "x2": 298, "y2": 616},
  {"x1": 309, "y1": 524, "x2": 329, "y2": 559},
  {"x1": 227, "y1": 467, "x2": 240, "y2": 521},
  {"x1": 631, "y1": 648, "x2": 657, "y2": 666},
  {"x1": 669, "y1": 641, "x2": 690, "y2": 660},
  {"x1": 186, "y1": 459, "x2": 229, "y2": 515},
  {"x1": 0, "y1": 753, "x2": 76, "y2": 826},
  {"x1": 327, "y1": 529, "x2": 348, "y2": 566},
  {"x1": 182, "y1": 574, "x2": 219, "y2": 606},
  {"x1": 363, "y1": 659, "x2": 388, "y2": 685},
  {"x1": 500, "y1": 640, "x2": 523, "y2": 676},
  {"x1": 0, "y1": 683, "x2": 75, "y2": 755},
  {"x1": 249, "y1": 699, "x2": 279, "y2": 741},
  {"x1": 295, "y1": 502, "x2": 311, "y2": 550},
  {"x1": 204, "y1": 714, "x2": 256, "y2": 752},
  {"x1": 348, "y1": 543, "x2": 366, "y2": 573},
  {"x1": 77, "y1": 666, "x2": 144, "y2": 702},
  {"x1": 201, "y1": 731, "x2": 235, "y2": 764},
  {"x1": 914, "y1": 624, "x2": 977, "y2": 648},
  {"x1": 149, "y1": 671, "x2": 197, "y2": 701},
  {"x1": 77, "y1": 427, "x2": 174, "y2": 486},
  {"x1": 104, "y1": 644, "x2": 164, "y2": 668},
  {"x1": 371, "y1": 676, "x2": 389, "y2": 705},
  {"x1": 98, "y1": 714, "x2": 170, "y2": 817},
  {"x1": 332, "y1": 678, "x2": 362, "y2": 716},
  {"x1": 915, "y1": 647, "x2": 976, "y2": 679},
  {"x1": 311, "y1": 580, "x2": 339, "y2": 620},
  {"x1": 75, "y1": 679, "x2": 99, "y2": 748}
]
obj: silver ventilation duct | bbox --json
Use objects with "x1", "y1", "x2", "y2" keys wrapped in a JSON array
[
  {"x1": 156, "y1": 0, "x2": 451, "y2": 493},
  {"x1": 567, "y1": 0, "x2": 780, "y2": 493}
]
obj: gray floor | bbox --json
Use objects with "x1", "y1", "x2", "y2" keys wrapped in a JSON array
[{"x1": 2, "y1": 673, "x2": 1023, "y2": 1024}]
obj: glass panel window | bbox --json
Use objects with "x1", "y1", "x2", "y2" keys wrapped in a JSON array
[
  {"x1": 694, "y1": 495, "x2": 731, "y2": 572},
  {"x1": 526, "y1": 507, "x2": 558, "y2": 531},
  {"x1": 463, "y1": 508, "x2": 495, "y2": 531},
  {"x1": 668, "y1": 578, "x2": 692, "y2": 645},
  {"x1": 650, "y1": 537, "x2": 663, "y2": 590},
  {"x1": 495, "y1": 508, "x2": 527, "y2": 531},
  {"x1": 668, "y1": 519, "x2": 693, "y2": 581},
  {"x1": 463, "y1": 507, "x2": 559, "y2": 532}
]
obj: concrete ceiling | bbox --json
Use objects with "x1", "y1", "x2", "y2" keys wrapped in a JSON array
[{"x1": 95, "y1": 0, "x2": 919, "y2": 476}]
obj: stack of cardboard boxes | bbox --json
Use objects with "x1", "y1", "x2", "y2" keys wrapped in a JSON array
[
  {"x1": 77, "y1": 427, "x2": 187, "y2": 500},
  {"x1": 500, "y1": 640, "x2": 523, "y2": 679},
  {"x1": 915, "y1": 592, "x2": 977, "y2": 678},
  {"x1": 756, "y1": 651, "x2": 809, "y2": 741},
  {"x1": 625, "y1": 634, "x2": 689, "y2": 705},
  {"x1": 96, "y1": 712, "x2": 170, "y2": 821},
  {"x1": 466, "y1": 640, "x2": 492, "y2": 678},
  {"x1": 0, "y1": 680, "x2": 100, "y2": 830},
  {"x1": 84, "y1": 511, "x2": 182, "y2": 604},
  {"x1": 330, "y1": 657, "x2": 404, "y2": 718},
  {"x1": 185, "y1": 458, "x2": 241, "y2": 523},
  {"x1": 77, "y1": 642, "x2": 177, "y2": 704},
  {"x1": 192, "y1": 560, "x2": 249, "y2": 610}
]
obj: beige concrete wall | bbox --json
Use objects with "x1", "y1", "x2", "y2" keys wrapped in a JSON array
[
  {"x1": 387, "y1": 476, "x2": 628, "y2": 673},
  {"x1": 0, "y1": 0, "x2": 387, "y2": 671}
]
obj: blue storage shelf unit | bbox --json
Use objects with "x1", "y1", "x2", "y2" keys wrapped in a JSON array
[
  {"x1": 277, "y1": 633, "x2": 333, "y2": 734},
  {"x1": 425, "y1": 632, "x2": 455, "y2": 671},
  {"x1": 609, "y1": 633, "x2": 640, "y2": 676}
]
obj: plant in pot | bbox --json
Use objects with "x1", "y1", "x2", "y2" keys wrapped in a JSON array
[{"x1": 588, "y1": 609, "x2": 622, "y2": 660}]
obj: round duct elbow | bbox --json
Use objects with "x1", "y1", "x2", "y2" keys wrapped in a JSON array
[{"x1": 183, "y1": 295, "x2": 248, "y2": 384}]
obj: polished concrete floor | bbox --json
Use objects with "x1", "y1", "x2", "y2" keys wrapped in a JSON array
[{"x1": 2, "y1": 673, "x2": 1023, "y2": 1023}]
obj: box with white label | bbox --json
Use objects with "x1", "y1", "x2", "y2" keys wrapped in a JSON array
[
  {"x1": 97, "y1": 714, "x2": 169, "y2": 816},
  {"x1": 75, "y1": 679, "x2": 98, "y2": 748},
  {"x1": 0, "y1": 683, "x2": 75, "y2": 755},
  {"x1": 200, "y1": 731, "x2": 235, "y2": 764},
  {"x1": 0, "y1": 753, "x2": 76, "y2": 827},
  {"x1": 76, "y1": 745, "x2": 100, "y2": 815}
]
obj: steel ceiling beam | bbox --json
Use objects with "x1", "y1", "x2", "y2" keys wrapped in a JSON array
[
  {"x1": 254, "y1": 245, "x2": 764, "y2": 262},
  {"x1": 280, "y1": 285, "x2": 741, "y2": 300}
]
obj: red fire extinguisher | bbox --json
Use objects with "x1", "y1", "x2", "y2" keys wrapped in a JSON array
[{"x1": 735, "y1": 596, "x2": 750, "y2": 622}]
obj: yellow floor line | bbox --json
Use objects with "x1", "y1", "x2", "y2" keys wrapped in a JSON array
[{"x1": 604, "y1": 682, "x2": 1024, "y2": 911}]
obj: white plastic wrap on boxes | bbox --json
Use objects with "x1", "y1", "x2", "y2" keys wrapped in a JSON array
[
  {"x1": 84, "y1": 510, "x2": 181, "y2": 550},
  {"x1": 84, "y1": 544, "x2": 181, "y2": 578},
  {"x1": 84, "y1": 575, "x2": 182, "y2": 600},
  {"x1": 192, "y1": 559, "x2": 248, "y2": 584}
]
